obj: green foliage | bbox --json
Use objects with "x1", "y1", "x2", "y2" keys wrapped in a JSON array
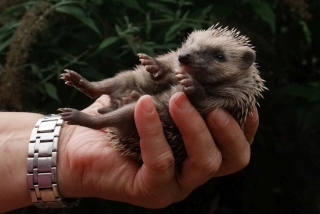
[
  {"x1": 1, "y1": 0, "x2": 320, "y2": 213},
  {"x1": 55, "y1": 4, "x2": 101, "y2": 36},
  {"x1": 251, "y1": 1, "x2": 276, "y2": 33}
]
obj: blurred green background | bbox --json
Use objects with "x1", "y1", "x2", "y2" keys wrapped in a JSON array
[{"x1": 1, "y1": 0, "x2": 320, "y2": 213}]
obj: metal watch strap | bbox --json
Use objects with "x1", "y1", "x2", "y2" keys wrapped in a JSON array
[{"x1": 27, "y1": 114, "x2": 80, "y2": 208}]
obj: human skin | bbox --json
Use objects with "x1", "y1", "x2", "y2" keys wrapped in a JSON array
[{"x1": 0, "y1": 92, "x2": 258, "y2": 212}]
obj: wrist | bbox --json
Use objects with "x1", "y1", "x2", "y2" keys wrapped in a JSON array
[
  {"x1": 27, "y1": 115, "x2": 81, "y2": 208},
  {"x1": 0, "y1": 112, "x2": 43, "y2": 212}
]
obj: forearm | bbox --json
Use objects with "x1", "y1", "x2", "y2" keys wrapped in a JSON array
[{"x1": 0, "y1": 112, "x2": 43, "y2": 212}]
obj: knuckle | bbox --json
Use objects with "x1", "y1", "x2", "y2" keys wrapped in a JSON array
[
  {"x1": 151, "y1": 151, "x2": 175, "y2": 172},
  {"x1": 204, "y1": 159, "x2": 221, "y2": 177},
  {"x1": 195, "y1": 153, "x2": 222, "y2": 177}
]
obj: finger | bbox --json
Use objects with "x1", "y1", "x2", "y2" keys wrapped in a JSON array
[
  {"x1": 135, "y1": 95, "x2": 175, "y2": 173},
  {"x1": 243, "y1": 107, "x2": 259, "y2": 145},
  {"x1": 206, "y1": 108, "x2": 251, "y2": 177},
  {"x1": 169, "y1": 92, "x2": 222, "y2": 190}
]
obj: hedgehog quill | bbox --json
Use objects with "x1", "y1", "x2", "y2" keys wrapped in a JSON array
[{"x1": 59, "y1": 25, "x2": 267, "y2": 169}]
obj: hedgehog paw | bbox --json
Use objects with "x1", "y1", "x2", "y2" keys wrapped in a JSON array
[
  {"x1": 61, "y1": 69, "x2": 85, "y2": 88},
  {"x1": 138, "y1": 53, "x2": 164, "y2": 78},
  {"x1": 174, "y1": 69, "x2": 195, "y2": 94},
  {"x1": 61, "y1": 69, "x2": 98, "y2": 98},
  {"x1": 58, "y1": 108, "x2": 90, "y2": 126}
]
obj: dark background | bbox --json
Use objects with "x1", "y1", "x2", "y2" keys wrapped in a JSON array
[{"x1": 1, "y1": 0, "x2": 320, "y2": 213}]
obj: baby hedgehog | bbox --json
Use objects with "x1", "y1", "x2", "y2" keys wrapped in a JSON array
[{"x1": 59, "y1": 25, "x2": 266, "y2": 169}]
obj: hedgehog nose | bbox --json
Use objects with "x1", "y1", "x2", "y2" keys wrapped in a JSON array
[{"x1": 178, "y1": 52, "x2": 191, "y2": 65}]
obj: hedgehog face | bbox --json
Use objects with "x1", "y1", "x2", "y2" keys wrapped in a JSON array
[{"x1": 178, "y1": 27, "x2": 256, "y2": 86}]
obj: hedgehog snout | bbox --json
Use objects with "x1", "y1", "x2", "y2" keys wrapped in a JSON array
[{"x1": 178, "y1": 52, "x2": 192, "y2": 65}]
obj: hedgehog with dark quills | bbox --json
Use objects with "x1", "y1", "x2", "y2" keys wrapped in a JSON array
[{"x1": 59, "y1": 24, "x2": 267, "y2": 169}]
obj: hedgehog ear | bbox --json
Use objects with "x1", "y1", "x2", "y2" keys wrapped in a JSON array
[{"x1": 239, "y1": 47, "x2": 256, "y2": 70}]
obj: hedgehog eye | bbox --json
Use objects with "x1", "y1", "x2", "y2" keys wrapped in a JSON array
[{"x1": 215, "y1": 54, "x2": 225, "y2": 62}]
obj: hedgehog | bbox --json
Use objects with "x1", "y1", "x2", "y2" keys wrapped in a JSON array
[{"x1": 58, "y1": 24, "x2": 266, "y2": 169}]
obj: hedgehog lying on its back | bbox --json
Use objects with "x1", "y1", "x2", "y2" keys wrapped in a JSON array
[{"x1": 59, "y1": 25, "x2": 266, "y2": 169}]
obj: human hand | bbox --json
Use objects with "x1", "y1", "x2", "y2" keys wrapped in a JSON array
[{"x1": 57, "y1": 92, "x2": 258, "y2": 208}]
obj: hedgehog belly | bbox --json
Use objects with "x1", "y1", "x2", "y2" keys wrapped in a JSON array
[
  {"x1": 107, "y1": 127, "x2": 142, "y2": 163},
  {"x1": 162, "y1": 123, "x2": 187, "y2": 169},
  {"x1": 107, "y1": 123, "x2": 187, "y2": 170}
]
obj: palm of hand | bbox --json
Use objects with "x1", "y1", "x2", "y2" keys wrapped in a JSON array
[
  {"x1": 58, "y1": 95, "x2": 184, "y2": 208},
  {"x1": 57, "y1": 93, "x2": 257, "y2": 208}
]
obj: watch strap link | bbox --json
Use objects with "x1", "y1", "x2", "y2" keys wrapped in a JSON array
[{"x1": 27, "y1": 114, "x2": 80, "y2": 208}]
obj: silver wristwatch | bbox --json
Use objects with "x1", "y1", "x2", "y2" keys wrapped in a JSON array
[{"x1": 27, "y1": 114, "x2": 80, "y2": 208}]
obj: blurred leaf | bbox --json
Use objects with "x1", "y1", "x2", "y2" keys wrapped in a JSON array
[
  {"x1": 98, "y1": 37, "x2": 119, "y2": 50},
  {"x1": 31, "y1": 64, "x2": 43, "y2": 79},
  {"x1": 251, "y1": 1, "x2": 275, "y2": 34},
  {"x1": 164, "y1": 23, "x2": 182, "y2": 42},
  {"x1": 176, "y1": 8, "x2": 181, "y2": 19},
  {"x1": 147, "y1": 2, "x2": 174, "y2": 15},
  {"x1": 115, "y1": 24, "x2": 122, "y2": 35},
  {"x1": 201, "y1": 5, "x2": 214, "y2": 16},
  {"x1": 179, "y1": 0, "x2": 193, "y2": 6},
  {"x1": 0, "y1": 21, "x2": 19, "y2": 35},
  {"x1": 116, "y1": 0, "x2": 144, "y2": 12},
  {"x1": 44, "y1": 82, "x2": 60, "y2": 102},
  {"x1": 55, "y1": 5, "x2": 101, "y2": 36},
  {"x1": 1, "y1": 1, "x2": 38, "y2": 14},
  {"x1": 0, "y1": 21, "x2": 19, "y2": 52},
  {"x1": 0, "y1": 38, "x2": 12, "y2": 52},
  {"x1": 90, "y1": 0, "x2": 103, "y2": 5},
  {"x1": 299, "y1": 21, "x2": 312, "y2": 47},
  {"x1": 181, "y1": 11, "x2": 190, "y2": 21},
  {"x1": 145, "y1": 13, "x2": 152, "y2": 37}
]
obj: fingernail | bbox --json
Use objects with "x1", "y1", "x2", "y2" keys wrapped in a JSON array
[
  {"x1": 173, "y1": 92, "x2": 192, "y2": 110},
  {"x1": 211, "y1": 108, "x2": 229, "y2": 126},
  {"x1": 141, "y1": 96, "x2": 155, "y2": 113}
]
